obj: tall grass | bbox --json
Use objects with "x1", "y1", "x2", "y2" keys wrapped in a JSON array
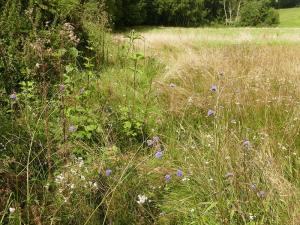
[{"x1": 1, "y1": 25, "x2": 300, "y2": 224}]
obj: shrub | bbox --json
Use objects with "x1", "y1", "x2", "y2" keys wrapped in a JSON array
[{"x1": 239, "y1": 0, "x2": 279, "y2": 26}]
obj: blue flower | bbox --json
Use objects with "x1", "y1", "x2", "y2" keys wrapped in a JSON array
[
  {"x1": 176, "y1": 169, "x2": 183, "y2": 177},
  {"x1": 207, "y1": 109, "x2": 215, "y2": 117},
  {"x1": 105, "y1": 169, "x2": 112, "y2": 176},
  {"x1": 165, "y1": 174, "x2": 171, "y2": 182},
  {"x1": 155, "y1": 150, "x2": 163, "y2": 159}
]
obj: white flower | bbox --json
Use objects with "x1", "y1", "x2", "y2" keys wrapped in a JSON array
[
  {"x1": 9, "y1": 207, "x2": 16, "y2": 213},
  {"x1": 249, "y1": 213, "x2": 256, "y2": 220},
  {"x1": 137, "y1": 194, "x2": 148, "y2": 205},
  {"x1": 93, "y1": 182, "x2": 98, "y2": 190},
  {"x1": 182, "y1": 177, "x2": 190, "y2": 182}
]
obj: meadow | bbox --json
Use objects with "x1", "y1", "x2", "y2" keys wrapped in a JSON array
[
  {"x1": 1, "y1": 9, "x2": 300, "y2": 225},
  {"x1": 279, "y1": 7, "x2": 300, "y2": 27}
]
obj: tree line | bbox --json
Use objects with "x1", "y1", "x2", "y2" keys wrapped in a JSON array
[{"x1": 105, "y1": 0, "x2": 299, "y2": 27}]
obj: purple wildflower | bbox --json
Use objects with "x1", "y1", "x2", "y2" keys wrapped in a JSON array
[
  {"x1": 68, "y1": 125, "x2": 77, "y2": 132},
  {"x1": 105, "y1": 169, "x2": 112, "y2": 177},
  {"x1": 210, "y1": 85, "x2": 217, "y2": 92},
  {"x1": 9, "y1": 92, "x2": 17, "y2": 100},
  {"x1": 207, "y1": 109, "x2": 215, "y2": 117},
  {"x1": 176, "y1": 169, "x2": 183, "y2": 177},
  {"x1": 165, "y1": 174, "x2": 171, "y2": 182},
  {"x1": 155, "y1": 150, "x2": 163, "y2": 159}
]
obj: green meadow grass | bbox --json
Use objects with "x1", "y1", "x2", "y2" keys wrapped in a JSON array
[
  {"x1": 279, "y1": 7, "x2": 300, "y2": 27},
  {"x1": 2, "y1": 26, "x2": 300, "y2": 224}
]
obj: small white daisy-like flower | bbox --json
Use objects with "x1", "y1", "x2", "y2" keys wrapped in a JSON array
[
  {"x1": 137, "y1": 194, "x2": 148, "y2": 205},
  {"x1": 182, "y1": 177, "x2": 190, "y2": 182},
  {"x1": 249, "y1": 213, "x2": 256, "y2": 220}
]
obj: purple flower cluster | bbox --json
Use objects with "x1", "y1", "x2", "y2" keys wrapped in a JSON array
[{"x1": 155, "y1": 150, "x2": 163, "y2": 159}]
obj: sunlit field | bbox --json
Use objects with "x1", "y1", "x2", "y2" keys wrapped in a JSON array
[
  {"x1": 123, "y1": 27, "x2": 300, "y2": 224},
  {"x1": 2, "y1": 25, "x2": 300, "y2": 224},
  {"x1": 279, "y1": 7, "x2": 300, "y2": 27}
]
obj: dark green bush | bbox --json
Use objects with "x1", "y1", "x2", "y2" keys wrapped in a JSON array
[{"x1": 240, "y1": 0, "x2": 279, "y2": 26}]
